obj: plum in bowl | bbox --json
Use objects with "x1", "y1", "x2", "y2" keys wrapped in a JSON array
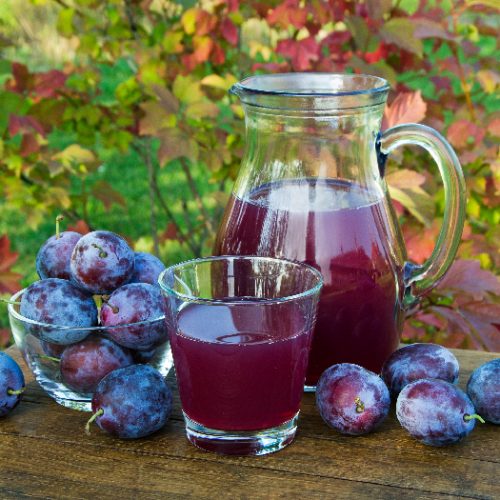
[{"x1": 8, "y1": 288, "x2": 173, "y2": 412}]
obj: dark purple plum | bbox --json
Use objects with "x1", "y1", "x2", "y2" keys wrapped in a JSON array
[
  {"x1": 396, "y1": 379, "x2": 483, "y2": 446},
  {"x1": 0, "y1": 352, "x2": 25, "y2": 417},
  {"x1": 316, "y1": 363, "x2": 391, "y2": 435},
  {"x1": 70, "y1": 230, "x2": 134, "y2": 295},
  {"x1": 101, "y1": 283, "x2": 167, "y2": 350},
  {"x1": 41, "y1": 341, "x2": 66, "y2": 358},
  {"x1": 129, "y1": 252, "x2": 165, "y2": 287},
  {"x1": 36, "y1": 231, "x2": 81, "y2": 280},
  {"x1": 382, "y1": 343, "x2": 459, "y2": 398},
  {"x1": 20, "y1": 278, "x2": 98, "y2": 345},
  {"x1": 87, "y1": 364, "x2": 172, "y2": 438},
  {"x1": 60, "y1": 336, "x2": 134, "y2": 393},
  {"x1": 132, "y1": 346, "x2": 158, "y2": 364},
  {"x1": 467, "y1": 359, "x2": 499, "y2": 424}
]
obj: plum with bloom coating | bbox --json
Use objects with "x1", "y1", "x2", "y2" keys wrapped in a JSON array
[
  {"x1": 101, "y1": 283, "x2": 167, "y2": 350},
  {"x1": 70, "y1": 230, "x2": 134, "y2": 294},
  {"x1": 0, "y1": 352, "x2": 25, "y2": 417},
  {"x1": 36, "y1": 231, "x2": 81, "y2": 280},
  {"x1": 467, "y1": 359, "x2": 500, "y2": 424},
  {"x1": 87, "y1": 364, "x2": 172, "y2": 439},
  {"x1": 396, "y1": 379, "x2": 484, "y2": 446},
  {"x1": 381, "y1": 343, "x2": 459, "y2": 398},
  {"x1": 129, "y1": 252, "x2": 165, "y2": 287},
  {"x1": 316, "y1": 363, "x2": 390, "y2": 435},
  {"x1": 60, "y1": 336, "x2": 134, "y2": 393},
  {"x1": 20, "y1": 278, "x2": 98, "y2": 345}
]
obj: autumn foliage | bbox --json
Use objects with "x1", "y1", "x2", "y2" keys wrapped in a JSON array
[{"x1": 0, "y1": 0, "x2": 498, "y2": 350}]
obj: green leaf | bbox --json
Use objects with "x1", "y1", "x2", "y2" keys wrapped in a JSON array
[
  {"x1": 381, "y1": 18, "x2": 423, "y2": 57},
  {"x1": 173, "y1": 74, "x2": 203, "y2": 104},
  {"x1": 345, "y1": 16, "x2": 371, "y2": 51},
  {"x1": 389, "y1": 185, "x2": 435, "y2": 226},
  {"x1": 57, "y1": 8, "x2": 75, "y2": 37},
  {"x1": 52, "y1": 144, "x2": 96, "y2": 166},
  {"x1": 186, "y1": 101, "x2": 219, "y2": 119},
  {"x1": 158, "y1": 129, "x2": 198, "y2": 165}
]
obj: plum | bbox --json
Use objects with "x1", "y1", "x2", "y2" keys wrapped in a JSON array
[
  {"x1": 129, "y1": 252, "x2": 165, "y2": 287},
  {"x1": 60, "y1": 336, "x2": 134, "y2": 393},
  {"x1": 87, "y1": 364, "x2": 172, "y2": 439},
  {"x1": 36, "y1": 230, "x2": 81, "y2": 280},
  {"x1": 467, "y1": 359, "x2": 499, "y2": 424},
  {"x1": 0, "y1": 352, "x2": 25, "y2": 417},
  {"x1": 396, "y1": 378, "x2": 484, "y2": 446},
  {"x1": 381, "y1": 343, "x2": 459, "y2": 397},
  {"x1": 316, "y1": 363, "x2": 390, "y2": 435},
  {"x1": 20, "y1": 278, "x2": 98, "y2": 345},
  {"x1": 101, "y1": 283, "x2": 167, "y2": 350},
  {"x1": 70, "y1": 230, "x2": 134, "y2": 295}
]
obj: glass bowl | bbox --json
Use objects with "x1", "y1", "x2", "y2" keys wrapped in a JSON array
[{"x1": 8, "y1": 288, "x2": 173, "y2": 412}]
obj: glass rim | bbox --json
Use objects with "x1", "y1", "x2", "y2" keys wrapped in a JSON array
[
  {"x1": 230, "y1": 72, "x2": 390, "y2": 98},
  {"x1": 7, "y1": 288, "x2": 165, "y2": 330},
  {"x1": 158, "y1": 255, "x2": 324, "y2": 305}
]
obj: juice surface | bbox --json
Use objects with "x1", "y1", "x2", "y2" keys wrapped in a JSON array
[
  {"x1": 215, "y1": 179, "x2": 401, "y2": 384},
  {"x1": 173, "y1": 300, "x2": 312, "y2": 430}
]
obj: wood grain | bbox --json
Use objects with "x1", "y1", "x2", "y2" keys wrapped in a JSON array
[{"x1": 0, "y1": 347, "x2": 498, "y2": 499}]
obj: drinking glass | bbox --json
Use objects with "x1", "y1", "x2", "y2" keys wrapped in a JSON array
[{"x1": 160, "y1": 255, "x2": 323, "y2": 455}]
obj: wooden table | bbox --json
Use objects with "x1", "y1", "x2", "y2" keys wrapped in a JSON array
[{"x1": 0, "y1": 347, "x2": 498, "y2": 499}]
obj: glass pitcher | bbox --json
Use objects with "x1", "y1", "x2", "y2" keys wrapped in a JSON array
[{"x1": 214, "y1": 73, "x2": 466, "y2": 390}]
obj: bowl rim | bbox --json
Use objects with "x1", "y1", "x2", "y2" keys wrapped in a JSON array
[{"x1": 8, "y1": 288, "x2": 165, "y2": 331}]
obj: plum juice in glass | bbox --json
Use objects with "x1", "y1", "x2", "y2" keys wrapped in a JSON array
[
  {"x1": 161, "y1": 256, "x2": 322, "y2": 455},
  {"x1": 214, "y1": 74, "x2": 466, "y2": 389}
]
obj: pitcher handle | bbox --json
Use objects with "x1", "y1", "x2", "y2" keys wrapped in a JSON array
[{"x1": 378, "y1": 123, "x2": 466, "y2": 309}]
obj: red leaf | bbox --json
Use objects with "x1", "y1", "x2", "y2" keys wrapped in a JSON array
[
  {"x1": 0, "y1": 329, "x2": 11, "y2": 349},
  {"x1": 220, "y1": 18, "x2": 238, "y2": 46},
  {"x1": 90, "y1": 181, "x2": 126, "y2": 211},
  {"x1": 267, "y1": 0, "x2": 307, "y2": 29},
  {"x1": 403, "y1": 222, "x2": 440, "y2": 265},
  {"x1": 277, "y1": 37, "x2": 320, "y2": 71},
  {"x1": 159, "y1": 223, "x2": 178, "y2": 243},
  {"x1": 33, "y1": 70, "x2": 67, "y2": 98},
  {"x1": 382, "y1": 91, "x2": 427, "y2": 129},
  {"x1": 8, "y1": 115, "x2": 45, "y2": 137},
  {"x1": 193, "y1": 36, "x2": 214, "y2": 64},
  {"x1": 67, "y1": 220, "x2": 91, "y2": 235},
  {"x1": 412, "y1": 18, "x2": 455, "y2": 40},
  {"x1": 7, "y1": 62, "x2": 33, "y2": 94},
  {"x1": 447, "y1": 119, "x2": 486, "y2": 149},
  {"x1": 210, "y1": 42, "x2": 225, "y2": 65},
  {"x1": 0, "y1": 235, "x2": 22, "y2": 295},
  {"x1": 20, "y1": 133, "x2": 40, "y2": 157},
  {"x1": 438, "y1": 259, "x2": 500, "y2": 299},
  {"x1": 195, "y1": 10, "x2": 217, "y2": 37},
  {"x1": 461, "y1": 302, "x2": 500, "y2": 352}
]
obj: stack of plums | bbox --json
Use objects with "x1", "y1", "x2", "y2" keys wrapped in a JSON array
[
  {"x1": 7, "y1": 220, "x2": 173, "y2": 438},
  {"x1": 316, "y1": 343, "x2": 499, "y2": 446}
]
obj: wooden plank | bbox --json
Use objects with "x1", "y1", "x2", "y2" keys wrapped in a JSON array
[{"x1": 0, "y1": 347, "x2": 498, "y2": 499}]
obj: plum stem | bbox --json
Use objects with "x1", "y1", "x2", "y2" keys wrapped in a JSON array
[
  {"x1": 85, "y1": 408, "x2": 104, "y2": 435},
  {"x1": 91, "y1": 243, "x2": 108, "y2": 258},
  {"x1": 354, "y1": 397, "x2": 365, "y2": 413},
  {"x1": 38, "y1": 355, "x2": 61, "y2": 363},
  {"x1": 56, "y1": 214, "x2": 64, "y2": 239},
  {"x1": 464, "y1": 413, "x2": 485, "y2": 424},
  {"x1": 0, "y1": 299, "x2": 21, "y2": 306},
  {"x1": 7, "y1": 387, "x2": 25, "y2": 396}
]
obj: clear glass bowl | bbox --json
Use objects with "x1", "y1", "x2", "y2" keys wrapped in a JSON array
[{"x1": 8, "y1": 288, "x2": 173, "y2": 412}]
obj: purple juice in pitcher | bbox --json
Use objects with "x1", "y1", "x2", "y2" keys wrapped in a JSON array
[
  {"x1": 214, "y1": 178, "x2": 402, "y2": 386},
  {"x1": 172, "y1": 300, "x2": 312, "y2": 431}
]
